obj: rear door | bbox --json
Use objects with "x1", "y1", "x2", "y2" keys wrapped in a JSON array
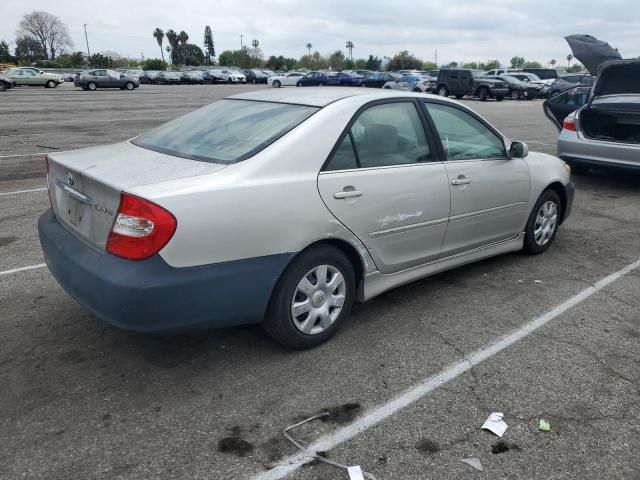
[
  {"x1": 422, "y1": 100, "x2": 531, "y2": 256},
  {"x1": 448, "y1": 70, "x2": 461, "y2": 93},
  {"x1": 460, "y1": 70, "x2": 473, "y2": 92},
  {"x1": 318, "y1": 100, "x2": 451, "y2": 273}
]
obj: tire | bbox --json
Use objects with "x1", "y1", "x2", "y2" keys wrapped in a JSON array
[
  {"x1": 523, "y1": 189, "x2": 561, "y2": 255},
  {"x1": 478, "y1": 87, "x2": 488, "y2": 101},
  {"x1": 46, "y1": 80, "x2": 56, "y2": 88},
  {"x1": 0, "y1": 83, "x2": 6, "y2": 92},
  {"x1": 496, "y1": 96, "x2": 504, "y2": 102},
  {"x1": 263, "y1": 245, "x2": 356, "y2": 349},
  {"x1": 437, "y1": 86, "x2": 449, "y2": 97},
  {"x1": 125, "y1": 82, "x2": 134, "y2": 90},
  {"x1": 567, "y1": 160, "x2": 589, "y2": 175},
  {"x1": 412, "y1": 87, "x2": 422, "y2": 92},
  {"x1": 273, "y1": 80, "x2": 281, "y2": 88},
  {"x1": 511, "y1": 90, "x2": 520, "y2": 100},
  {"x1": 87, "y1": 82, "x2": 97, "y2": 91},
  {"x1": 296, "y1": 81, "x2": 302, "y2": 87},
  {"x1": 455, "y1": 94, "x2": 464, "y2": 99}
]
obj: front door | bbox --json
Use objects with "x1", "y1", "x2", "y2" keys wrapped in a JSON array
[
  {"x1": 423, "y1": 101, "x2": 531, "y2": 256},
  {"x1": 318, "y1": 100, "x2": 451, "y2": 274},
  {"x1": 543, "y1": 86, "x2": 591, "y2": 130}
]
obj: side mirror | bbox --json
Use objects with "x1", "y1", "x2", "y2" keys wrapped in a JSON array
[{"x1": 509, "y1": 141, "x2": 528, "y2": 159}]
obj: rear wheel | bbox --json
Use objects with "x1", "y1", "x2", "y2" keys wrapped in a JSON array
[
  {"x1": 296, "y1": 81, "x2": 303, "y2": 87},
  {"x1": 523, "y1": 189, "x2": 561, "y2": 254},
  {"x1": 263, "y1": 245, "x2": 356, "y2": 349},
  {"x1": 273, "y1": 80, "x2": 281, "y2": 88},
  {"x1": 455, "y1": 94, "x2": 464, "y2": 99},
  {"x1": 496, "y1": 95, "x2": 504, "y2": 102},
  {"x1": 413, "y1": 87, "x2": 422, "y2": 92},
  {"x1": 0, "y1": 82, "x2": 6, "y2": 92},
  {"x1": 438, "y1": 86, "x2": 449, "y2": 97},
  {"x1": 87, "y1": 82, "x2": 97, "y2": 91},
  {"x1": 125, "y1": 82, "x2": 134, "y2": 90},
  {"x1": 511, "y1": 90, "x2": 520, "y2": 100},
  {"x1": 478, "y1": 87, "x2": 488, "y2": 101}
]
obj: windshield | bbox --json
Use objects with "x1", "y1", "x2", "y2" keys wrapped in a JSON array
[
  {"x1": 470, "y1": 70, "x2": 486, "y2": 78},
  {"x1": 132, "y1": 99, "x2": 319, "y2": 164}
]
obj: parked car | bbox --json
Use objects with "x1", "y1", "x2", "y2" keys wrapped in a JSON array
[
  {"x1": 124, "y1": 69, "x2": 143, "y2": 80},
  {"x1": 382, "y1": 75, "x2": 430, "y2": 92},
  {"x1": 63, "y1": 72, "x2": 77, "y2": 82},
  {"x1": 243, "y1": 69, "x2": 269, "y2": 84},
  {"x1": 361, "y1": 72, "x2": 403, "y2": 88},
  {"x1": 261, "y1": 69, "x2": 277, "y2": 78},
  {"x1": 268, "y1": 71, "x2": 305, "y2": 87},
  {"x1": 547, "y1": 74, "x2": 595, "y2": 98},
  {"x1": 498, "y1": 75, "x2": 543, "y2": 100},
  {"x1": 544, "y1": 59, "x2": 640, "y2": 174},
  {"x1": 7, "y1": 68, "x2": 63, "y2": 88},
  {"x1": 295, "y1": 71, "x2": 329, "y2": 86},
  {"x1": 226, "y1": 70, "x2": 247, "y2": 83},
  {"x1": 139, "y1": 71, "x2": 159, "y2": 84},
  {"x1": 75, "y1": 69, "x2": 139, "y2": 90},
  {"x1": 202, "y1": 70, "x2": 225, "y2": 84},
  {"x1": 156, "y1": 72, "x2": 181, "y2": 85},
  {"x1": 39, "y1": 89, "x2": 573, "y2": 349},
  {"x1": 523, "y1": 68, "x2": 559, "y2": 81},
  {"x1": 0, "y1": 73, "x2": 15, "y2": 91},
  {"x1": 436, "y1": 69, "x2": 508, "y2": 101},
  {"x1": 485, "y1": 68, "x2": 521, "y2": 76},
  {"x1": 180, "y1": 71, "x2": 204, "y2": 84},
  {"x1": 325, "y1": 72, "x2": 364, "y2": 86},
  {"x1": 10, "y1": 67, "x2": 64, "y2": 83}
]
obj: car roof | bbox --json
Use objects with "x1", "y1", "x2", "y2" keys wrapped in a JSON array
[{"x1": 228, "y1": 87, "x2": 460, "y2": 107}]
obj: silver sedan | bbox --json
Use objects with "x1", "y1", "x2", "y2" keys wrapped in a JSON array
[{"x1": 39, "y1": 88, "x2": 574, "y2": 349}]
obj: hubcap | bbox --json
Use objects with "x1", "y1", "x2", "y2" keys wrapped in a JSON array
[
  {"x1": 291, "y1": 265, "x2": 346, "y2": 335},
  {"x1": 534, "y1": 201, "x2": 558, "y2": 246}
]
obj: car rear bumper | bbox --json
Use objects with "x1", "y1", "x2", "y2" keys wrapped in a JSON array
[
  {"x1": 38, "y1": 209, "x2": 293, "y2": 333},
  {"x1": 558, "y1": 130, "x2": 640, "y2": 169}
]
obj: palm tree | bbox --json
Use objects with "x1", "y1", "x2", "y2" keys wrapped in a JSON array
[
  {"x1": 345, "y1": 41, "x2": 354, "y2": 60},
  {"x1": 165, "y1": 29, "x2": 178, "y2": 64},
  {"x1": 306, "y1": 43, "x2": 312, "y2": 55},
  {"x1": 178, "y1": 31, "x2": 189, "y2": 64},
  {"x1": 567, "y1": 53, "x2": 573, "y2": 67},
  {"x1": 153, "y1": 28, "x2": 166, "y2": 64},
  {"x1": 550, "y1": 59, "x2": 557, "y2": 67}
]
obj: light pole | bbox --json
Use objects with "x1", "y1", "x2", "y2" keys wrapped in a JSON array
[
  {"x1": 83, "y1": 24, "x2": 91, "y2": 61},
  {"x1": 240, "y1": 34, "x2": 244, "y2": 49}
]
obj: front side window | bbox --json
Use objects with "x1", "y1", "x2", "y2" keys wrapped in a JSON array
[
  {"x1": 426, "y1": 103, "x2": 506, "y2": 160},
  {"x1": 347, "y1": 102, "x2": 431, "y2": 168},
  {"x1": 133, "y1": 99, "x2": 318, "y2": 164}
]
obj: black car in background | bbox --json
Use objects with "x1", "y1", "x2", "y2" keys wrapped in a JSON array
[
  {"x1": 74, "y1": 69, "x2": 139, "y2": 90},
  {"x1": 0, "y1": 73, "x2": 15, "y2": 91},
  {"x1": 180, "y1": 71, "x2": 205, "y2": 84},
  {"x1": 436, "y1": 69, "x2": 508, "y2": 101},
  {"x1": 361, "y1": 72, "x2": 403, "y2": 88},
  {"x1": 139, "y1": 71, "x2": 159, "y2": 84},
  {"x1": 547, "y1": 74, "x2": 594, "y2": 98},
  {"x1": 243, "y1": 69, "x2": 269, "y2": 84},
  {"x1": 499, "y1": 75, "x2": 543, "y2": 100},
  {"x1": 156, "y1": 72, "x2": 181, "y2": 85},
  {"x1": 201, "y1": 70, "x2": 226, "y2": 84}
]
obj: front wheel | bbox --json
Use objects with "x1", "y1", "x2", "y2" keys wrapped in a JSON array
[
  {"x1": 46, "y1": 80, "x2": 56, "y2": 88},
  {"x1": 496, "y1": 95, "x2": 504, "y2": 102},
  {"x1": 263, "y1": 245, "x2": 356, "y2": 349},
  {"x1": 87, "y1": 82, "x2": 97, "y2": 91},
  {"x1": 0, "y1": 83, "x2": 6, "y2": 92},
  {"x1": 273, "y1": 80, "x2": 281, "y2": 88},
  {"x1": 523, "y1": 190, "x2": 561, "y2": 254},
  {"x1": 478, "y1": 88, "x2": 488, "y2": 101},
  {"x1": 455, "y1": 94, "x2": 464, "y2": 99},
  {"x1": 125, "y1": 82, "x2": 134, "y2": 90},
  {"x1": 438, "y1": 86, "x2": 449, "y2": 97},
  {"x1": 511, "y1": 90, "x2": 520, "y2": 100},
  {"x1": 296, "y1": 81, "x2": 302, "y2": 87}
]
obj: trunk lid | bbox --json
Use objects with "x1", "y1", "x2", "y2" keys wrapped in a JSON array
[
  {"x1": 47, "y1": 141, "x2": 225, "y2": 251},
  {"x1": 592, "y1": 60, "x2": 640, "y2": 98}
]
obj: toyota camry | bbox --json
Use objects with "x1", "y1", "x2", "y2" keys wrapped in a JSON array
[{"x1": 39, "y1": 89, "x2": 574, "y2": 349}]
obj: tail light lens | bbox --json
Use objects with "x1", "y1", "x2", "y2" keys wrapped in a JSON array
[
  {"x1": 106, "y1": 192, "x2": 177, "y2": 260},
  {"x1": 563, "y1": 115, "x2": 577, "y2": 132}
]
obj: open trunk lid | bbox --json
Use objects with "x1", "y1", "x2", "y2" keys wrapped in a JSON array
[
  {"x1": 592, "y1": 60, "x2": 640, "y2": 99},
  {"x1": 47, "y1": 141, "x2": 226, "y2": 252}
]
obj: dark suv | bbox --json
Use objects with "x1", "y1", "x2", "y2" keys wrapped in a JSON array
[{"x1": 436, "y1": 69, "x2": 509, "y2": 101}]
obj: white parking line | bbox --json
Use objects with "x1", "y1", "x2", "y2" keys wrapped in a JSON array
[
  {"x1": 0, "y1": 152, "x2": 48, "y2": 159},
  {"x1": 0, "y1": 187, "x2": 47, "y2": 197},
  {"x1": 0, "y1": 263, "x2": 47, "y2": 277},
  {"x1": 255, "y1": 258, "x2": 640, "y2": 480}
]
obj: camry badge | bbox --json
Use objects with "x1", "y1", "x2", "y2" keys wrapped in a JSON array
[{"x1": 66, "y1": 172, "x2": 74, "y2": 186}]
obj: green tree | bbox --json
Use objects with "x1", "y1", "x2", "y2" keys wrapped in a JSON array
[
  {"x1": 88, "y1": 53, "x2": 114, "y2": 68},
  {"x1": 141, "y1": 58, "x2": 166, "y2": 70},
  {"x1": 0, "y1": 40, "x2": 15, "y2": 63},
  {"x1": 345, "y1": 40, "x2": 354, "y2": 60},
  {"x1": 566, "y1": 63, "x2": 584, "y2": 73},
  {"x1": 203, "y1": 26, "x2": 215, "y2": 64},
  {"x1": 153, "y1": 28, "x2": 165, "y2": 64},
  {"x1": 365, "y1": 55, "x2": 382, "y2": 70},
  {"x1": 165, "y1": 30, "x2": 178, "y2": 64},
  {"x1": 463, "y1": 62, "x2": 478, "y2": 69},
  {"x1": 14, "y1": 35, "x2": 45, "y2": 64},
  {"x1": 177, "y1": 31, "x2": 189, "y2": 64},
  {"x1": 284, "y1": 57, "x2": 297, "y2": 70},
  {"x1": 510, "y1": 56, "x2": 525, "y2": 68},
  {"x1": 422, "y1": 61, "x2": 437, "y2": 71},
  {"x1": 57, "y1": 51, "x2": 85, "y2": 67},
  {"x1": 550, "y1": 59, "x2": 557, "y2": 67},
  {"x1": 386, "y1": 50, "x2": 422, "y2": 71},
  {"x1": 183, "y1": 44, "x2": 204, "y2": 65},
  {"x1": 18, "y1": 11, "x2": 72, "y2": 59},
  {"x1": 265, "y1": 55, "x2": 284, "y2": 70},
  {"x1": 305, "y1": 43, "x2": 312, "y2": 55},
  {"x1": 354, "y1": 58, "x2": 367, "y2": 69},
  {"x1": 523, "y1": 60, "x2": 542, "y2": 68},
  {"x1": 34, "y1": 59, "x2": 62, "y2": 68},
  {"x1": 328, "y1": 50, "x2": 346, "y2": 70},
  {"x1": 480, "y1": 59, "x2": 500, "y2": 70}
]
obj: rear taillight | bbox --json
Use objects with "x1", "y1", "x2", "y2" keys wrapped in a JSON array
[
  {"x1": 106, "y1": 192, "x2": 177, "y2": 260},
  {"x1": 45, "y1": 155, "x2": 52, "y2": 207},
  {"x1": 563, "y1": 115, "x2": 577, "y2": 132}
]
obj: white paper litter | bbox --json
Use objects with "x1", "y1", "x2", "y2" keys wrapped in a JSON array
[
  {"x1": 461, "y1": 455, "x2": 484, "y2": 472},
  {"x1": 347, "y1": 465, "x2": 366, "y2": 480},
  {"x1": 482, "y1": 412, "x2": 508, "y2": 437}
]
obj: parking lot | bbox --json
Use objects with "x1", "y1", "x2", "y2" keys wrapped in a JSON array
[{"x1": 1, "y1": 83, "x2": 639, "y2": 479}]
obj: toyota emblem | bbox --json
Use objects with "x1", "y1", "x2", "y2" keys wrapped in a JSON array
[{"x1": 66, "y1": 172, "x2": 75, "y2": 186}]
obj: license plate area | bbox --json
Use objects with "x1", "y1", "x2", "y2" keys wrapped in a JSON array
[{"x1": 67, "y1": 196, "x2": 84, "y2": 225}]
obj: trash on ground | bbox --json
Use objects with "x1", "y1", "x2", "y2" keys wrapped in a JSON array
[
  {"x1": 482, "y1": 412, "x2": 508, "y2": 437},
  {"x1": 534, "y1": 280, "x2": 543, "y2": 284},
  {"x1": 283, "y1": 413, "x2": 377, "y2": 480},
  {"x1": 461, "y1": 455, "x2": 484, "y2": 472},
  {"x1": 347, "y1": 465, "x2": 366, "y2": 480},
  {"x1": 539, "y1": 419, "x2": 551, "y2": 431}
]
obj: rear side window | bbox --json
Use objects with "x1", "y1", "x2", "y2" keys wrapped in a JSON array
[
  {"x1": 425, "y1": 103, "x2": 506, "y2": 160},
  {"x1": 132, "y1": 99, "x2": 318, "y2": 164},
  {"x1": 325, "y1": 135, "x2": 358, "y2": 171}
]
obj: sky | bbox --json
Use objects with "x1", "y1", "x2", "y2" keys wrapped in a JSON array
[{"x1": 2, "y1": 0, "x2": 638, "y2": 66}]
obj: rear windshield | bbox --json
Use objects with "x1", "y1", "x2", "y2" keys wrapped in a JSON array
[{"x1": 132, "y1": 99, "x2": 318, "y2": 164}]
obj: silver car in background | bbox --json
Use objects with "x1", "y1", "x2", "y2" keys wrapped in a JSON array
[
  {"x1": 544, "y1": 60, "x2": 640, "y2": 173},
  {"x1": 39, "y1": 89, "x2": 573, "y2": 349}
]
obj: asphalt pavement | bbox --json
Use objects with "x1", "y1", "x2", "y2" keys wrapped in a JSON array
[{"x1": 1, "y1": 83, "x2": 639, "y2": 480}]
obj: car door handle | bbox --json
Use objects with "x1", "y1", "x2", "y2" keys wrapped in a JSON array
[
  {"x1": 334, "y1": 189, "x2": 363, "y2": 199},
  {"x1": 451, "y1": 176, "x2": 471, "y2": 185}
]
